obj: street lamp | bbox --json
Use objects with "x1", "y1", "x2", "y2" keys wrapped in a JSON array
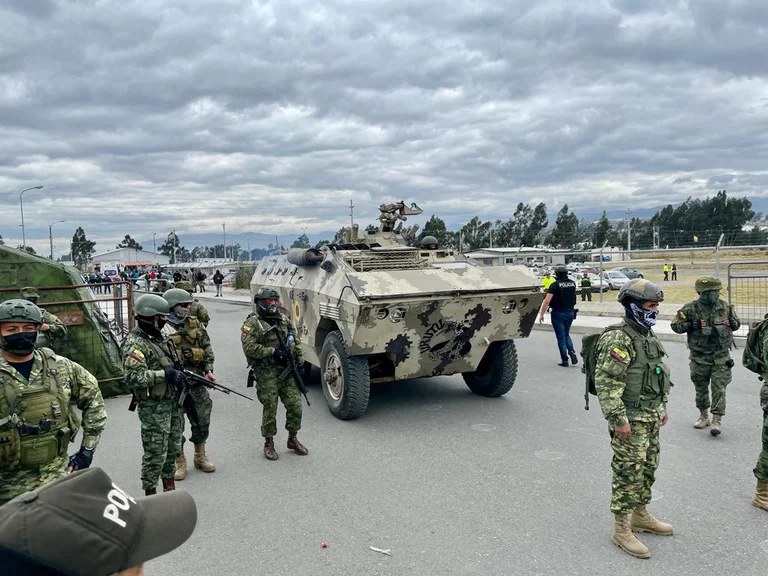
[
  {"x1": 20, "y1": 185, "x2": 44, "y2": 247},
  {"x1": 48, "y1": 219, "x2": 66, "y2": 259}
]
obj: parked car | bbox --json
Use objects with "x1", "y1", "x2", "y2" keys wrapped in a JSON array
[
  {"x1": 613, "y1": 267, "x2": 644, "y2": 279},
  {"x1": 573, "y1": 272, "x2": 610, "y2": 293},
  {"x1": 600, "y1": 270, "x2": 630, "y2": 290}
]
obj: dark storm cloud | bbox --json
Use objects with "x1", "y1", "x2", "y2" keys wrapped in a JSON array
[{"x1": 1, "y1": 0, "x2": 767, "y2": 255}]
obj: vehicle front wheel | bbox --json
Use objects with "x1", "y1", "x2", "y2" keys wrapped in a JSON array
[
  {"x1": 320, "y1": 331, "x2": 370, "y2": 420},
  {"x1": 462, "y1": 340, "x2": 518, "y2": 397}
]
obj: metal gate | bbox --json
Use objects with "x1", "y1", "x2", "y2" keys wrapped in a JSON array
[
  {"x1": 727, "y1": 261, "x2": 768, "y2": 337},
  {"x1": 0, "y1": 282, "x2": 133, "y2": 394}
]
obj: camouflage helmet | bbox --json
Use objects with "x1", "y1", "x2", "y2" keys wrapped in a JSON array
[
  {"x1": 254, "y1": 287, "x2": 280, "y2": 317},
  {"x1": 162, "y1": 288, "x2": 193, "y2": 309},
  {"x1": 134, "y1": 294, "x2": 170, "y2": 318},
  {"x1": 421, "y1": 235, "x2": 438, "y2": 248},
  {"x1": 617, "y1": 278, "x2": 664, "y2": 304},
  {"x1": 175, "y1": 280, "x2": 194, "y2": 292},
  {"x1": 0, "y1": 299, "x2": 43, "y2": 325},
  {"x1": 695, "y1": 276, "x2": 722, "y2": 294},
  {"x1": 20, "y1": 286, "x2": 39, "y2": 301}
]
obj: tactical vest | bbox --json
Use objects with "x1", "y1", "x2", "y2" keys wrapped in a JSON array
[
  {"x1": 687, "y1": 302, "x2": 732, "y2": 355},
  {"x1": 0, "y1": 349, "x2": 79, "y2": 470},
  {"x1": 247, "y1": 315, "x2": 285, "y2": 371},
  {"x1": 620, "y1": 323, "x2": 670, "y2": 416},
  {"x1": 166, "y1": 318, "x2": 206, "y2": 370},
  {"x1": 130, "y1": 336, "x2": 174, "y2": 401}
]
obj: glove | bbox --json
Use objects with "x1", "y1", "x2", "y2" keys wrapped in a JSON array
[
  {"x1": 163, "y1": 367, "x2": 187, "y2": 392},
  {"x1": 68, "y1": 447, "x2": 94, "y2": 471},
  {"x1": 272, "y1": 347, "x2": 289, "y2": 366},
  {"x1": 728, "y1": 317, "x2": 736, "y2": 328}
]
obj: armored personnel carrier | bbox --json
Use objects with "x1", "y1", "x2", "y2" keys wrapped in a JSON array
[{"x1": 250, "y1": 201, "x2": 545, "y2": 420}]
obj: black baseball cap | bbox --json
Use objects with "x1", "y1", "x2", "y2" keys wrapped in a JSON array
[{"x1": 0, "y1": 468, "x2": 197, "y2": 576}]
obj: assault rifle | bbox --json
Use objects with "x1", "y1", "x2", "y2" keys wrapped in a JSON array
[
  {"x1": 165, "y1": 340, "x2": 254, "y2": 405},
  {"x1": 270, "y1": 326, "x2": 310, "y2": 406}
]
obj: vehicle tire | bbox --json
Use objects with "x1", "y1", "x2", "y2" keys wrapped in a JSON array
[
  {"x1": 462, "y1": 340, "x2": 518, "y2": 397},
  {"x1": 638, "y1": 274, "x2": 643, "y2": 279},
  {"x1": 320, "y1": 330, "x2": 370, "y2": 420}
]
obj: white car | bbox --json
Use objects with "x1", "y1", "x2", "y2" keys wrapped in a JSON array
[
  {"x1": 572, "y1": 272, "x2": 610, "y2": 293},
  {"x1": 600, "y1": 270, "x2": 630, "y2": 290}
]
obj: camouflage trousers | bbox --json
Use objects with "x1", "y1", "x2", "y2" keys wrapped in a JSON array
[
  {"x1": 690, "y1": 355, "x2": 732, "y2": 416},
  {"x1": 609, "y1": 420, "x2": 660, "y2": 515},
  {"x1": 256, "y1": 370, "x2": 302, "y2": 438},
  {"x1": 755, "y1": 383, "x2": 768, "y2": 483},
  {"x1": 138, "y1": 398, "x2": 183, "y2": 489},
  {"x1": 181, "y1": 385, "x2": 213, "y2": 449},
  {"x1": 0, "y1": 455, "x2": 67, "y2": 503}
]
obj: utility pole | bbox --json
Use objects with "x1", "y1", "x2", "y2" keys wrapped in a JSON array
[
  {"x1": 153, "y1": 232, "x2": 156, "y2": 253},
  {"x1": 48, "y1": 220, "x2": 65, "y2": 259},
  {"x1": 349, "y1": 199, "x2": 355, "y2": 230},
  {"x1": 626, "y1": 209, "x2": 632, "y2": 253},
  {"x1": 222, "y1": 223, "x2": 227, "y2": 260}
]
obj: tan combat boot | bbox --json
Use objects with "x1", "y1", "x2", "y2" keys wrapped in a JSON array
[
  {"x1": 287, "y1": 431, "x2": 309, "y2": 455},
  {"x1": 630, "y1": 505, "x2": 674, "y2": 535},
  {"x1": 193, "y1": 443, "x2": 216, "y2": 472},
  {"x1": 612, "y1": 514, "x2": 650, "y2": 559},
  {"x1": 752, "y1": 481, "x2": 768, "y2": 511},
  {"x1": 694, "y1": 410, "x2": 710, "y2": 429},
  {"x1": 264, "y1": 437, "x2": 278, "y2": 461},
  {"x1": 161, "y1": 478, "x2": 176, "y2": 492},
  {"x1": 174, "y1": 452, "x2": 187, "y2": 481},
  {"x1": 710, "y1": 415, "x2": 722, "y2": 436}
]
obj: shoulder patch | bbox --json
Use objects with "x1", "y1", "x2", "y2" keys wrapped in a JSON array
[
  {"x1": 131, "y1": 349, "x2": 145, "y2": 362},
  {"x1": 241, "y1": 324, "x2": 252, "y2": 333},
  {"x1": 609, "y1": 347, "x2": 629, "y2": 362}
]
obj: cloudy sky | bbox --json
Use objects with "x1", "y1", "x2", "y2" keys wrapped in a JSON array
[{"x1": 1, "y1": 0, "x2": 767, "y2": 255}]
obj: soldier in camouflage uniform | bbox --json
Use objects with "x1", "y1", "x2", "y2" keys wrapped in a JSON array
[
  {"x1": 0, "y1": 299, "x2": 106, "y2": 505},
  {"x1": 671, "y1": 277, "x2": 740, "y2": 436},
  {"x1": 175, "y1": 280, "x2": 210, "y2": 327},
  {"x1": 595, "y1": 279, "x2": 672, "y2": 559},
  {"x1": 241, "y1": 287, "x2": 308, "y2": 460},
  {"x1": 749, "y1": 321, "x2": 768, "y2": 511},
  {"x1": 161, "y1": 288, "x2": 217, "y2": 480},
  {"x1": 122, "y1": 294, "x2": 187, "y2": 495},
  {"x1": 20, "y1": 287, "x2": 68, "y2": 346}
]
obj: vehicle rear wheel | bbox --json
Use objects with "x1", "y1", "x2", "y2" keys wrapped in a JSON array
[
  {"x1": 320, "y1": 330, "x2": 370, "y2": 420},
  {"x1": 462, "y1": 340, "x2": 518, "y2": 397}
]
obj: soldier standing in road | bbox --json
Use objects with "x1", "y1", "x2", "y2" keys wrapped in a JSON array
[
  {"x1": 750, "y1": 321, "x2": 768, "y2": 511},
  {"x1": 121, "y1": 294, "x2": 187, "y2": 495},
  {"x1": 595, "y1": 279, "x2": 672, "y2": 559},
  {"x1": 670, "y1": 277, "x2": 739, "y2": 435},
  {"x1": 0, "y1": 299, "x2": 106, "y2": 505},
  {"x1": 241, "y1": 287, "x2": 308, "y2": 460},
  {"x1": 161, "y1": 288, "x2": 217, "y2": 480},
  {"x1": 20, "y1": 287, "x2": 67, "y2": 346},
  {"x1": 175, "y1": 280, "x2": 211, "y2": 327}
]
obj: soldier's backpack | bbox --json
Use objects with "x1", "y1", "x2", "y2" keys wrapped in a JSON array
[
  {"x1": 743, "y1": 316, "x2": 768, "y2": 376},
  {"x1": 580, "y1": 325, "x2": 624, "y2": 411}
]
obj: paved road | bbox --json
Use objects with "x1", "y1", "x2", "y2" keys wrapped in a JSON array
[{"x1": 96, "y1": 299, "x2": 768, "y2": 575}]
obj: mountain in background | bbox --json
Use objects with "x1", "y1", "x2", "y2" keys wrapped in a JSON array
[{"x1": 140, "y1": 230, "x2": 338, "y2": 251}]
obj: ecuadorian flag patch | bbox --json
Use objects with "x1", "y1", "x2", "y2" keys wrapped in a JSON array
[
  {"x1": 131, "y1": 349, "x2": 145, "y2": 362},
  {"x1": 241, "y1": 324, "x2": 252, "y2": 333},
  {"x1": 610, "y1": 347, "x2": 628, "y2": 362}
]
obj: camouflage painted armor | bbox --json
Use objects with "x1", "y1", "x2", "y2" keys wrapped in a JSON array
[
  {"x1": 0, "y1": 349, "x2": 106, "y2": 501},
  {"x1": 671, "y1": 298, "x2": 740, "y2": 416},
  {"x1": 595, "y1": 319, "x2": 670, "y2": 515},
  {"x1": 122, "y1": 326, "x2": 182, "y2": 490},
  {"x1": 163, "y1": 318, "x2": 214, "y2": 448},
  {"x1": 190, "y1": 300, "x2": 210, "y2": 327},
  {"x1": 241, "y1": 312, "x2": 303, "y2": 437}
]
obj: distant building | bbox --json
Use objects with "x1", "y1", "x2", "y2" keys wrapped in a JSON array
[
  {"x1": 164, "y1": 258, "x2": 238, "y2": 278},
  {"x1": 464, "y1": 247, "x2": 569, "y2": 267},
  {"x1": 90, "y1": 248, "x2": 170, "y2": 268}
]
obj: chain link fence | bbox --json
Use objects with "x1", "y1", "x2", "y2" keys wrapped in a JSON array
[{"x1": 727, "y1": 261, "x2": 768, "y2": 337}]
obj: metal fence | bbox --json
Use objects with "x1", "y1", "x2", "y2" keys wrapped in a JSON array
[
  {"x1": 0, "y1": 282, "x2": 133, "y2": 391},
  {"x1": 727, "y1": 261, "x2": 768, "y2": 337}
]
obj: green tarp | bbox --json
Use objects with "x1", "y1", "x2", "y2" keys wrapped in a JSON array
[{"x1": 0, "y1": 245, "x2": 128, "y2": 397}]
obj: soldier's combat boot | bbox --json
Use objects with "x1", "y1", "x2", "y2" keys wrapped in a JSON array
[
  {"x1": 174, "y1": 452, "x2": 187, "y2": 481},
  {"x1": 144, "y1": 487, "x2": 157, "y2": 496},
  {"x1": 630, "y1": 505, "x2": 674, "y2": 535},
  {"x1": 161, "y1": 478, "x2": 176, "y2": 492},
  {"x1": 612, "y1": 514, "x2": 650, "y2": 559},
  {"x1": 287, "y1": 431, "x2": 309, "y2": 455},
  {"x1": 752, "y1": 481, "x2": 768, "y2": 511},
  {"x1": 693, "y1": 410, "x2": 710, "y2": 429},
  {"x1": 710, "y1": 414, "x2": 722, "y2": 436},
  {"x1": 194, "y1": 443, "x2": 216, "y2": 472},
  {"x1": 264, "y1": 437, "x2": 278, "y2": 461}
]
